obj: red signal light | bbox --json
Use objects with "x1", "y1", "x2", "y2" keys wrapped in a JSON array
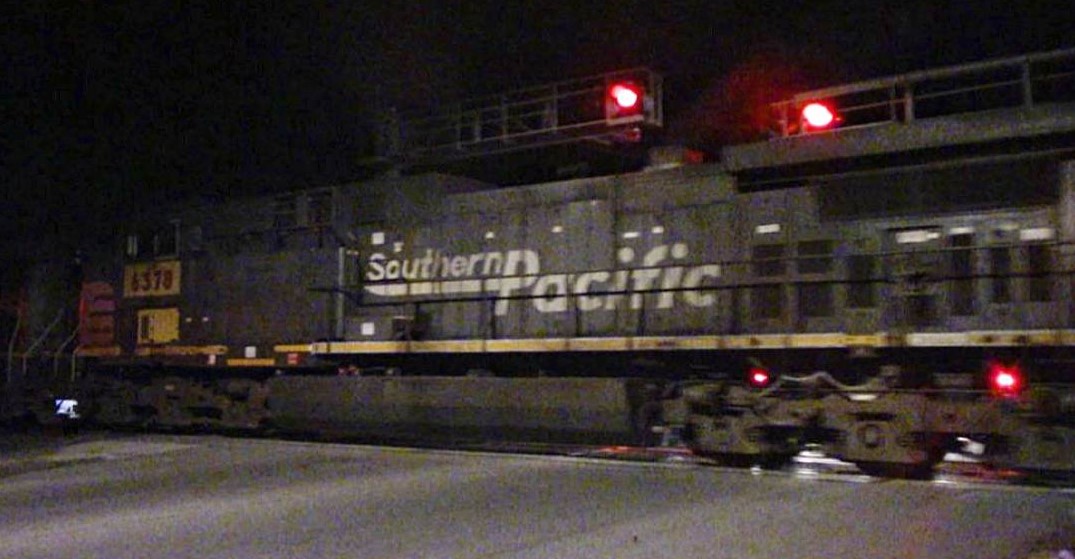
[
  {"x1": 748, "y1": 367, "x2": 771, "y2": 388},
  {"x1": 606, "y1": 81, "x2": 645, "y2": 123},
  {"x1": 988, "y1": 362, "x2": 1023, "y2": 396},
  {"x1": 995, "y1": 371, "x2": 1017, "y2": 389},
  {"x1": 610, "y1": 84, "x2": 640, "y2": 109},
  {"x1": 801, "y1": 102, "x2": 836, "y2": 129}
]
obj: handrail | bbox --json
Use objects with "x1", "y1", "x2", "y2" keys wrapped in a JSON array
[
  {"x1": 5, "y1": 309, "x2": 21, "y2": 386},
  {"x1": 21, "y1": 308, "x2": 66, "y2": 377},
  {"x1": 70, "y1": 345, "x2": 84, "y2": 383},
  {"x1": 53, "y1": 323, "x2": 81, "y2": 381},
  {"x1": 378, "y1": 67, "x2": 663, "y2": 163},
  {"x1": 770, "y1": 47, "x2": 1075, "y2": 137}
]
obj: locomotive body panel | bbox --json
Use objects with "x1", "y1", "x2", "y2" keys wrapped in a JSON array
[
  {"x1": 70, "y1": 149, "x2": 1075, "y2": 379},
  {"x1": 352, "y1": 167, "x2": 737, "y2": 344}
]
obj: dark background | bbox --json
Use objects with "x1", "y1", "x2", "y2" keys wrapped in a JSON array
[{"x1": 3, "y1": 1, "x2": 1074, "y2": 246}]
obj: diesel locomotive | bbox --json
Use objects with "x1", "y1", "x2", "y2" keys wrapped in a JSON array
[{"x1": 6, "y1": 49, "x2": 1075, "y2": 476}]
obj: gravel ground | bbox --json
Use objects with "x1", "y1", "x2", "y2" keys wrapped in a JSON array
[{"x1": 1, "y1": 434, "x2": 1073, "y2": 559}]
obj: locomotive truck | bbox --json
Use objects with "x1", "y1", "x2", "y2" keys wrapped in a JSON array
[{"x1": 4, "y1": 50, "x2": 1075, "y2": 477}]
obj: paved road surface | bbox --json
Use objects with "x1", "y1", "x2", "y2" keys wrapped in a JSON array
[{"x1": 1, "y1": 434, "x2": 1072, "y2": 559}]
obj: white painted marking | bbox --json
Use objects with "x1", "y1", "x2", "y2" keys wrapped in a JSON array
[{"x1": 1020, "y1": 227, "x2": 1055, "y2": 241}]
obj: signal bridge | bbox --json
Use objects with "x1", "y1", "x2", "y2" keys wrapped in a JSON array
[
  {"x1": 770, "y1": 47, "x2": 1075, "y2": 137},
  {"x1": 375, "y1": 68, "x2": 663, "y2": 167},
  {"x1": 727, "y1": 48, "x2": 1075, "y2": 186}
]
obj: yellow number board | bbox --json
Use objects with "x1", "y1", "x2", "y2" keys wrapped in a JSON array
[{"x1": 124, "y1": 261, "x2": 182, "y2": 298}]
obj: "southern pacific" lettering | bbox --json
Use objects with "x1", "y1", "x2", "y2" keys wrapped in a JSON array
[{"x1": 365, "y1": 244, "x2": 720, "y2": 316}]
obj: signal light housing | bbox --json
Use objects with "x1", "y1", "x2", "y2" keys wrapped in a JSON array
[
  {"x1": 605, "y1": 81, "x2": 646, "y2": 124},
  {"x1": 801, "y1": 101, "x2": 837, "y2": 130},
  {"x1": 987, "y1": 361, "x2": 1024, "y2": 397}
]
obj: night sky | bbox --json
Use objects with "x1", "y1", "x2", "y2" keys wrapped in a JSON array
[{"x1": 4, "y1": 1, "x2": 1074, "y2": 245}]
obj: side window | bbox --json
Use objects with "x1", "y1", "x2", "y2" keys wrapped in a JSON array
[
  {"x1": 125, "y1": 233, "x2": 140, "y2": 259},
  {"x1": 1026, "y1": 243, "x2": 1053, "y2": 302},
  {"x1": 797, "y1": 240, "x2": 833, "y2": 318},
  {"x1": 847, "y1": 254, "x2": 876, "y2": 309},
  {"x1": 752, "y1": 244, "x2": 785, "y2": 320},
  {"x1": 990, "y1": 247, "x2": 1012, "y2": 304},
  {"x1": 797, "y1": 240, "x2": 832, "y2": 274},
  {"x1": 125, "y1": 221, "x2": 180, "y2": 260},
  {"x1": 753, "y1": 244, "x2": 786, "y2": 277},
  {"x1": 949, "y1": 233, "x2": 975, "y2": 316}
]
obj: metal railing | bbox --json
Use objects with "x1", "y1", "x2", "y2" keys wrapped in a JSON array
[
  {"x1": 21, "y1": 308, "x2": 65, "y2": 378},
  {"x1": 771, "y1": 48, "x2": 1075, "y2": 137},
  {"x1": 4, "y1": 309, "x2": 21, "y2": 387},
  {"x1": 53, "y1": 324, "x2": 81, "y2": 383},
  {"x1": 376, "y1": 68, "x2": 663, "y2": 163}
]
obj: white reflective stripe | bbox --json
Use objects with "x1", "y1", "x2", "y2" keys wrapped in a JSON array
[
  {"x1": 1020, "y1": 227, "x2": 1055, "y2": 241},
  {"x1": 409, "y1": 282, "x2": 435, "y2": 295},
  {"x1": 440, "y1": 280, "x2": 483, "y2": 294},
  {"x1": 896, "y1": 229, "x2": 940, "y2": 244},
  {"x1": 906, "y1": 333, "x2": 967, "y2": 346}
]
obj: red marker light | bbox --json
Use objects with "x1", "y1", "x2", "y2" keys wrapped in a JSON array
[
  {"x1": 801, "y1": 102, "x2": 836, "y2": 129},
  {"x1": 609, "y1": 83, "x2": 641, "y2": 109},
  {"x1": 749, "y1": 367, "x2": 771, "y2": 388},
  {"x1": 605, "y1": 81, "x2": 646, "y2": 125},
  {"x1": 988, "y1": 362, "x2": 1023, "y2": 396}
]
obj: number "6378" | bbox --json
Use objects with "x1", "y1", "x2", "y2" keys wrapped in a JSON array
[{"x1": 131, "y1": 268, "x2": 175, "y2": 294}]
